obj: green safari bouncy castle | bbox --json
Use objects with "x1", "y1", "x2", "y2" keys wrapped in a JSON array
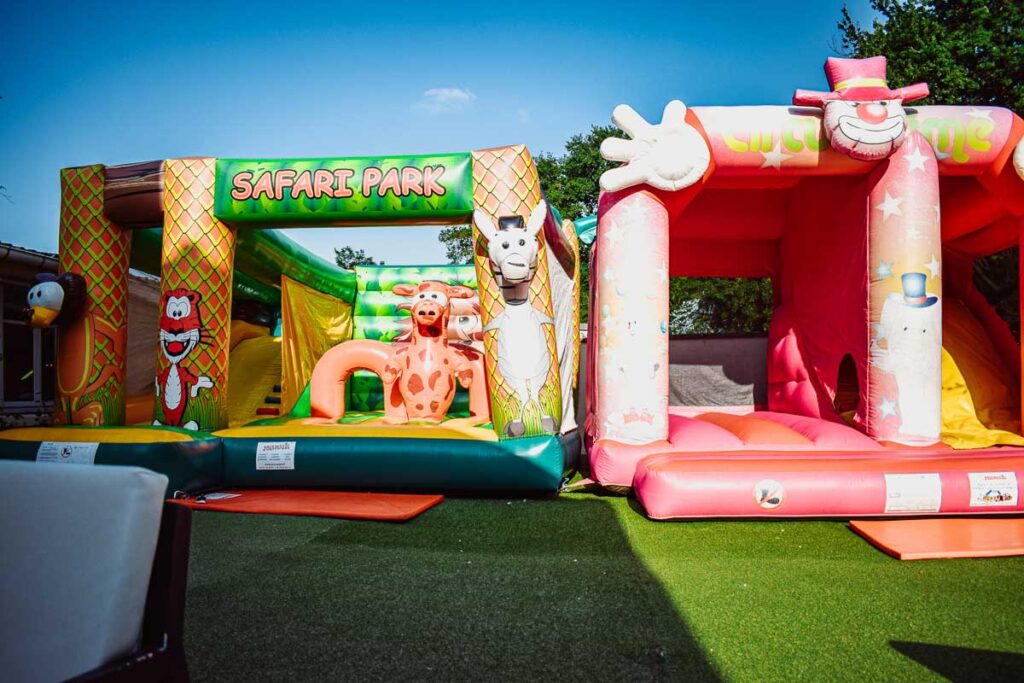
[{"x1": 0, "y1": 148, "x2": 582, "y2": 494}]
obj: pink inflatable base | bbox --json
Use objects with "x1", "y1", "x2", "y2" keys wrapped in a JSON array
[
  {"x1": 635, "y1": 449, "x2": 1024, "y2": 519},
  {"x1": 589, "y1": 410, "x2": 884, "y2": 489}
]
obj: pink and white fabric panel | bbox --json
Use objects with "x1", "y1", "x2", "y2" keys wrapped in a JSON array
[
  {"x1": 867, "y1": 131, "x2": 942, "y2": 445},
  {"x1": 591, "y1": 189, "x2": 670, "y2": 445}
]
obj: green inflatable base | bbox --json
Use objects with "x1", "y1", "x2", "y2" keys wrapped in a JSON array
[
  {"x1": 0, "y1": 438, "x2": 223, "y2": 497},
  {"x1": 220, "y1": 433, "x2": 568, "y2": 492}
]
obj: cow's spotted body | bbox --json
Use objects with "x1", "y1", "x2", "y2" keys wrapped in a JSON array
[{"x1": 383, "y1": 281, "x2": 481, "y2": 423}]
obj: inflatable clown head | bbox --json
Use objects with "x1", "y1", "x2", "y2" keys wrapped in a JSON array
[{"x1": 794, "y1": 56, "x2": 929, "y2": 161}]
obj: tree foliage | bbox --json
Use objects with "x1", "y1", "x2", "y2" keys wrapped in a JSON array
[
  {"x1": 670, "y1": 278, "x2": 774, "y2": 335},
  {"x1": 334, "y1": 245, "x2": 383, "y2": 270},
  {"x1": 840, "y1": 0, "x2": 1023, "y2": 339},
  {"x1": 437, "y1": 225, "x2": 473, "y2": 264},
  {"x1": 839, "y1": 0, "x2": 1024, "y2": 112}
]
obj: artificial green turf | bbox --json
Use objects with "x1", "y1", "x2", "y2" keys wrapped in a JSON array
[{"x1": 184, "y1": 493, "x2": 1024, "y2": 681}]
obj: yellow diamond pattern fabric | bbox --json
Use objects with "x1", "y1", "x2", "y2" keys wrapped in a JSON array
[
  {"x1": 56, "y1": 165, "x2": 129, "y2": 425},
  {"x1": 471, "y1": 146, "x2": 560, "y2": 438},
  {"x1": 159, "y1": 158, "x2": 237, "y2": 430},
  {"x1": 561, "y1": 218, "x2": 582, "y2": 385}
]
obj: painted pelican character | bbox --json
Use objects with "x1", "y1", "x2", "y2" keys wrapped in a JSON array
[
  {"x1": 474, "y1": 200, "x2": 558, "y2": 437},
  {"x1": 24, "y1": 272, "x2": 124, "y2": 425}
]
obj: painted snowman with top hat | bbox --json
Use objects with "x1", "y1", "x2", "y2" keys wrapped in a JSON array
[
  {"x1": 797, "y1": 56, "x2": 940, "y2": 441},
  {"x1": 873, "y1": 273, "x2": 941, "y2": 439}
]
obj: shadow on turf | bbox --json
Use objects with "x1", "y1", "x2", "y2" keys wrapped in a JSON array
[
  {"x1": 184, "y1": 497, "x2": 722, "y2": 681},
  {"x1": 891, "y1": 641, "x2": 1024, "y2": 682}
]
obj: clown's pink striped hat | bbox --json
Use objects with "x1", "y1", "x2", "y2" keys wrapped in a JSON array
[{"x1": 793, "y1": 56, "x2": 929, "y2": 107}]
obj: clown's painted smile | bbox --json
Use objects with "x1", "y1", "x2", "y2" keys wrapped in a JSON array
[
  {"x1": 836, "y1": 114, "x2": 905, "y2": 145},
  {"x1": 823, "y1": 99, "x2": 909, "y2": 161}
]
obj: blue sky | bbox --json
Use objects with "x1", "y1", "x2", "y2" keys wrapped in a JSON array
[{"x1": 0, "y1": 0, "x2": 875, "y2": 265}]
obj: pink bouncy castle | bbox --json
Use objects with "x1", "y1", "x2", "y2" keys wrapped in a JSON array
[{"x1": 585, "y1": 57, "x2": 1024, "y2": 518}]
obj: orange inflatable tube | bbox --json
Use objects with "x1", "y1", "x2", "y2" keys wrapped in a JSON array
[{"x1": 310, "y1": 340, "x2": 395, "y2": 420}]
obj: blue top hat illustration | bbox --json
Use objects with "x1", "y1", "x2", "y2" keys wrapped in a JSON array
[{"x1": 900, "y1": 272, "x2": 938, "y2": 308}]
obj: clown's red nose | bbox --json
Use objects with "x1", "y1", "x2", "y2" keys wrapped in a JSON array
[{"x1": 856, "y1": 102, "x2": 888, "y2": 124}]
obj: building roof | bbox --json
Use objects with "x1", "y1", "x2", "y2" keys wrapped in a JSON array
[{"x1": 0, "y1": 241, "x2": 58, "y2": 269}]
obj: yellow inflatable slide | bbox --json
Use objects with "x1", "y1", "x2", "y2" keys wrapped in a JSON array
[
  {"x1": 227, "y1": 321, "x2": 283, "y2": 428},
  {"x1": 941, "y1": 299, "x2": 1024, "y2": 448}
]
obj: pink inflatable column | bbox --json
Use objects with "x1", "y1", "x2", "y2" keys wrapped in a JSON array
[
  {"x1": 593, "y1": 189, "x2": 670, "y2": 444},
  {"x1": 867, "y1": 131, "x2": 942, "y2": 445}
]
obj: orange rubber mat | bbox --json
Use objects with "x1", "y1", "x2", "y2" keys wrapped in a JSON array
[
  {"x1": 171, "y1": 490, "x2": 443, "y2": 521},
  {"x1": 851, "y1": 518, "x2": 1024, "y2": 560}
]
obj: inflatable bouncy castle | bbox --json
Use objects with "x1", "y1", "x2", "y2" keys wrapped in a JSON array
[
  {"x1": 585, "y1": 57, "x2": 1024, "y2": 518},
  {"x1": 0, "y1": 148, "x2": 582, "y2": 493},
  {"x1": 4, "y1": 55, "x2": 1024, "y2": 520}
]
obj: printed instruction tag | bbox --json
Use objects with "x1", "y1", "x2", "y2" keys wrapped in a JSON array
[
  {"x1": 255, "y1": 441, "x2": 296, "y2": 470},
  {"x1": 36, "y1": 441, "x2": 99, "y2": 465},
  {"x1": 884, "y1": 473, "x2": 942, "y2": 513},
  {"x1": 968, "y1": 472, "x2": 1018, "y2": 507}
]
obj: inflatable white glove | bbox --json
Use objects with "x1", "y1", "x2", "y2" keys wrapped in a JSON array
[
  {"x1": 191, "y1": 376, "x2": 213, "y2": 398},
  {"x1": 599, "y1": 100, "x2": 711, "y2": 193}
]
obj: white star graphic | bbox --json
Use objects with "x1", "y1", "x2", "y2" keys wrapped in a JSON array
[
  {"x1": 925, "y1": 254, "x2": 940, "y2": 278},
  {"x1": 906, "y1": 224, "x2": 923, "y2": 241},
  {"x1": 604, "y1": 220, "x2": 625, "y2": 247},
  {"x1": 903, "y1": 146, "x2": 929, "y2": 172},
  {"x1": 877, "y1": 396, "x2": 898, "y2": 420},
  {"x1": 872, "y1": 322, "x2": 887, "y2": 343},
  {"x1": 602, "y1": 266, "x2": 617, "y2": 282},
  {"x1": 619, "y1": 197, "x2": 653, "y2": 226},
  {"x1": 657, "y1": 263, "x2": 669, "y2": 283},
  {"x1": 875, "y1": 260, "x2": 894, "y2": 279},
  {"x1": 967, "y1": 107, "x2": 994, "y2": 121},
  {"x1": 759, "y1": 141, "x2": 791, "y2": 170},
  {"x1": 875, "y1": 191, "x2": 903, "y2": 221}
]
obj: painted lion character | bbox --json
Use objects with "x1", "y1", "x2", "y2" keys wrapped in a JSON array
[
  {"x1": 794, "y1": 56, "x2": 928, "y2": 161},
  {"x1": 154, "y1": 289, "x2": 213, "y2": 430}
]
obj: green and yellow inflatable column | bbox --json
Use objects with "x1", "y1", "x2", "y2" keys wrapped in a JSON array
[
  {"x1": 470, "y1": 145, "x2": 562, "y2": 437},
  {"x1": 155, "y1": 158, "x2": 237, "y2": 431},
  {"x1": 56, "y1": 165, "x2": 131, "y2": 426}
]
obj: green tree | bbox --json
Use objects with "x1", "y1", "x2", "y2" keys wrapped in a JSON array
[
  {"x1": 839, "y1": 0, "x2": 1023, "y2": 338},
  {"x1": 437, "y1": 224, "x2": 473, "y2": 264},
  {"x1": 334, "y1": 246, "x2": 383, "y2": 270},
  {"x1": 839, "y1": 0, "x2": 1024, "y2": 112}
]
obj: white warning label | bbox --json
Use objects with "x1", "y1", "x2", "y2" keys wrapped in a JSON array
[
  {"x1": 884, "y1": 473, "x2": 942, "y2": 513},
  {"x1": 36, "y1": 441, "x2": 99, "y2": 465},
  {"x1": 968, "y1": 472, "x2": 1018, "y2": 507},
  {"x1": 255, "y1": 441, "x2": 296, "y2": 470}
]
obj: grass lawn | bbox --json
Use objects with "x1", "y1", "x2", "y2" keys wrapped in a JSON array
[{"x1": 184, "y1": 491, "x2": 1024, "y2": 681}]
